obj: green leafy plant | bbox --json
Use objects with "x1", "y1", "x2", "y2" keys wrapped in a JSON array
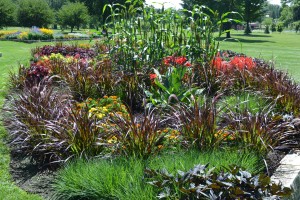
[
  {"x1": 146, "y1": 55, "x2": 202, "y2": 107},
  {"x1": 145, "y1": 164, "x2": 292, "y2": 199}
]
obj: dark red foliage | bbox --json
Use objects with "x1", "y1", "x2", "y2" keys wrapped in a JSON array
[
  {"x1": 32, "y1": 45, "x2": 96, "y2": 59},
  {"x1": 28, "y1": 63, "x2": 50, "y2": 77}
]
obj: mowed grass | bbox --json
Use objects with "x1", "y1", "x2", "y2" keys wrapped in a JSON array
[
  {"x1": 218, "y1": 31, "x2": 300, "y2": 81},
  {"x1": 0, "y1": 39, "x2": 91, "y2": 200},
  {"x1": 0, "y1": 41, "x2": 51, "y2": 200}
]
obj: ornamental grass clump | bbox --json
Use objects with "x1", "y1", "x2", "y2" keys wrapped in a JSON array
[
  {"x1": 250, "y1": 63, "x2": 300, "y2": 114},
  {"x1": 221, "y1": 104, "x2": 283, "y2": 154},
  {"x1": 4, "y1": 77, "x2": 74, "y2": 164},
  {"x1": 107, "y1": 107, "x2": 167, "y2": 159},
  {"x1": 171, "y1": 96, "x2": 222, "y2": 150}
]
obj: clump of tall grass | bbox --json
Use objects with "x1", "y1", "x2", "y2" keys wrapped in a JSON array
[{"x1": 51, "y1": 148, "x2": 264, "y2": 200}]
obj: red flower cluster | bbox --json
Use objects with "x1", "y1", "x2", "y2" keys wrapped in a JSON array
[
  {"x1": 149, "y1": 73, "x2": 157, "y2": 80},
  {"x1": 230, "y1": 56, "x2": 255, "y2": 70},
  {"x1": 212, "y1": 56, "x2": 256, "y2": 71},
  {"x1": 163, "y1": 56, "x2": 191, "y2": 67}
]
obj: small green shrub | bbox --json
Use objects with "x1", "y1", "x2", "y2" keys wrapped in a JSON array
[
  {"x1": 220, "y1": 91, "x2": 270, "y2": 114},
  {"x1": 271, "y1": 23, "x2": 277, "y2": 32},
  {"x1": 277, "y1": 22, "x2": 284, "y2": 33}
]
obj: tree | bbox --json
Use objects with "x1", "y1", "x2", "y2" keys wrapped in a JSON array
[
  {"x1": 181, "y1": 0, "x2": 239, "y2": 38},
  {"x1": 0, "y1": 0, "x2": 16, "y2": 28},
  {"x1": 292, "y1": 1, "x2": 300, "y2": 21},
  {"x1": 46, "y1": 0, "x2": 67, "y2": 11},
  {"x1": 57, "y1": 2, "x2": 90, "y2": 32},
  {"x1": 263, "y1": 17, "x2": 272, "y2": 33},
  {"x1": 238, "y1": 0, "x2": 267, "y2": 34},
  {"x1": 277, "y1": 21, "x2": 284, "y2": 32},
  {"x1": 68, "y1": 0, "x2": 144, "y2": 29},
  {"x1": 279, "y1": 5, "x2": 293, "y2": 26},
  {"x1": 267, "y1": 3, "x2": 281, "y2": 19},
  {"x1": 16, "y1": 0, "x2": 54, "y2": 27}
]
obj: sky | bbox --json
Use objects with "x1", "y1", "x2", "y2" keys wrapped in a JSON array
[{"x1": 145, "y1": 0, "x2": 281, "y2": 9}]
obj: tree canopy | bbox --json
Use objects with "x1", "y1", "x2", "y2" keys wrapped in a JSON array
[
  {"x1": 240, "y1": 0, "x2": 267, "y2": 34},
  {"x1": 57, "y1": 2, "x2": 90, "y2": 32},
  {"x1": 0, "y1": 0, "x2": 16, "y2": 28},
  {"x1": 46, "y1": 0, "x2": 67, "y2": 11},
  {"x1": 181, "y1": 0, "x2": 239, "y2": 38},
  {"x1": 16, "y1": 0, "x2": 54, "y2": 27},
  {"x1": 67, "y1": 0, "x2": 144, "y2": 29},
  {"x1": 181, "y1": 0, "x2": 267, "y2": 35}
]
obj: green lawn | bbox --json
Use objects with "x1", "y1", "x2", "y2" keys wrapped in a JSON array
[
  {"x1": 0, "y1": 31, "x2": 299, "y2": 199},
  {"x1": 218, "y1": 30, "x2": 300, "y2": 81},
  {"x1": 0, "y1": 41, "x2": 44, "y2": 200}
]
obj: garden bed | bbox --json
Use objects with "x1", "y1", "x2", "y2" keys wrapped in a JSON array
[
  {"x1": 0, "y1": 37, "x2": 98, "y2": 43},
  {"x1": 3, "y1": 4, "x2": 300, "y2": 199}
]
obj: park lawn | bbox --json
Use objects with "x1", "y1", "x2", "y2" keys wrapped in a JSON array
[
  {"x1": 218, "y1": 30, "x2": 300, "y2": 81},
  {"x1": 0, "y1": 41, "x2": 44, "y2": 199},
  {"x1": 0, "y1": 39, "x2": 92, "y2": 199},
  {"x1": 0, "y1": 40, "x2": 90, "y2": 199}
]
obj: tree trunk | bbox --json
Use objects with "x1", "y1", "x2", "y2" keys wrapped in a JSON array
[
  {"x1": 244, "y1": 21, "x2": 252, "y2": 35},
  {"x1": 223, "y1": 22, "x2": 231, "y2": 38},
  {"x1": 226, "y1": 31, "x2": 231, "y2": 38}
]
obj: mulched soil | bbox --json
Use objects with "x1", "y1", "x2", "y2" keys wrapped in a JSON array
[{"x1": 9, "y1": 152, "x2": 58, "y2": 199}]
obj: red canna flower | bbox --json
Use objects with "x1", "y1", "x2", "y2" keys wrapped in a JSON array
[
  {"x1": 163, "y1": 56, "x2": 174, "y2": 66},
  {"x1": 230, "y1": 56, "x2": 256, "y2": 70},
  {"x1": 175, "y1": 56, "x2": 187, "y2": 65},
  {"x1": 211, "y1": 57, "x2": 223, "y2": 70},
  {"x1": 149, "y1": 73, "x2": 157, "y2": 80},
  {"x1": 184, "y1": 62, "x2": 192, "y2": 67}
]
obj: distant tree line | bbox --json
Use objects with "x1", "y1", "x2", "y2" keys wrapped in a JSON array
[
  {"x1": 1, "y1": 0, "x2": 299, "y2": 33},
  {"x1": 0, "y1": 0, "x2": 139, "y2": 31}
]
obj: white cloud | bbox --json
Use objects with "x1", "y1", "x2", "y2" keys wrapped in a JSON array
[
  {"x1": 268, "y1": 0, "x2": 281, "y2": 5},
  {"x1": 145, "y1": 0, "x2": 182, "y2": 9}
]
